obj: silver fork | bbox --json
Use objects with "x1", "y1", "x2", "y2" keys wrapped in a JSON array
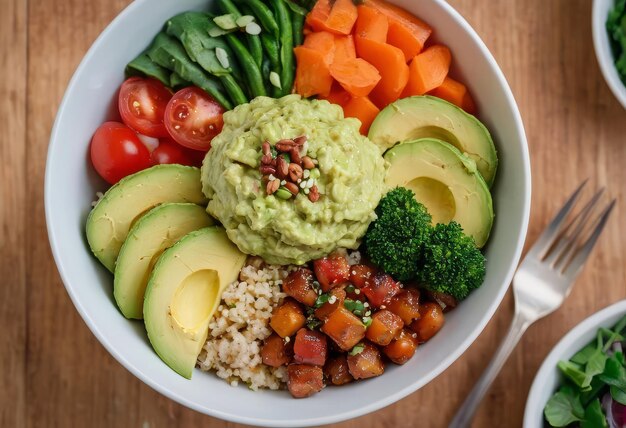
[{"x1": 449, "y1": 181, "x2": 616, "y2": 428}]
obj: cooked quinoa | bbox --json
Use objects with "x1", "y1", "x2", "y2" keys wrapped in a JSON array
[{"x1": 197, "y1": 259, "x2": 294, "y2": 390}]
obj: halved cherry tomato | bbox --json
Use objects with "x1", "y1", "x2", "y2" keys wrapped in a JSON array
[
  {"x1": 164, "y1": 87, "x2": 225, "y2": 151},
  {"x1": 150, "y1": 139, "x2": 205, "y2": 167},
  {"x1": 90, "y1": 121, "x2": 152, "y2": 184},
  {"x1": 118, "y1": 77, "x2": 172, "y2": 138}
]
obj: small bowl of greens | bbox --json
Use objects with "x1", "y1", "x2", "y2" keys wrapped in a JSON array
[
  {"x1": 593, "y1": 0, "x2": 626, "y2": 109},
  {"x1": 524, "y1": 301, "x2": 626, "y2": 428}
]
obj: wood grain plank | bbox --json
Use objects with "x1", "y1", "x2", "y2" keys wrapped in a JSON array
[
  {"x1": 15, "y1": 0, "x2": 626, "y2": 427},
  {"x1": 0, "y1": 0, "x2": 28, "y2": 426}
]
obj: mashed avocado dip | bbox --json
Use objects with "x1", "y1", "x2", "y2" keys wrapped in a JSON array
[{"x1": 201, "y1": 95, "x2": 386, "y2": 265}]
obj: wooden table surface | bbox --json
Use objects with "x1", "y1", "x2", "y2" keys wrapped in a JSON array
[{"x1": 2, "y1": 0, "x2": 626, "y2": 427}]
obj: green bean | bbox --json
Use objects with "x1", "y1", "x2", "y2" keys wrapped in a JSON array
[
  {"x1": 234, "y1": 0, "x2": 280, "y2": 36},
  {"x1": 269, "y1": 0, "x2": 294, "y2": 97},
  {"x1": 216, "y1": 0, "x2": 241, "y2": 18},
  {"x1": 291, "y1": 9, "x2": 305, "y2": 47},
  {"x1": 238, "y1": 4, "x2": 264, "y2": 70},
  {"x1": 260, "y1": 33, "x2": 280, "y2": 69},
  {"x1": 220, "y1": 75, "x2": 249, "y2": 105},
  {"x1": 225, "y1": 33, "x2": 267, "y2": 97}
]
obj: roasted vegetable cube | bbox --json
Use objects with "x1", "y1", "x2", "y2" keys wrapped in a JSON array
[
  {"x1": 314, "y1": 287, "x2": 346, "y2": 320},
  {"x1": 321, "y1": 306, "x2": 366, "y2": 351},
  {"x1": 261, "y1": 333, "x2": 293, "y2": 367},
  {"x1": 347, "y1": 341, "x2": 384, "y2": 379},
  {"x1": 283, "y1": 268, "x2": 318, "y2": 307},
  {"x1": 294, "y1": 328, "x2": 328, "y2": 366},
  {"x1": 387, "y1": 288, "x2": 421, "y2": 324},
  {"x1": 349, "y1": 264, "x2": 376, "y2": 289},
  {"x1": 324, "y1": 355, "x2": 354, "y2": 385},
  {"x1": 287, "y1": 364, "x2": 324, "y2": 398},
  {"x1": 314, "y1": 253, "x2": 350, "y2": 292},
  {"x1": 383, "y1": 328, "x2": 418, "y2": 364},
  {"x1": 410, "y1": 302, "x2": 445, "y2": 342},
  {"x1": 270, "y1": 298, "x2": 306, "y2": 338},
  {"x1": 361, "y1": 272, "x2": 400, "y2": 307},
  {"x1": 365, "y1": 309, "x2": 404, "y2": 346}
]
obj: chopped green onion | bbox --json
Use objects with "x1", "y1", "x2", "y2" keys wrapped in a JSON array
[
  {"x1": 344, "y1": 298, "x2": 365, "y2": 316},
  {"x1": 349, "y1": 343, "x2": 365, "y2": 356},
  {"x1": 315, "y1": 293, "x2": 330, "y2": 308}
]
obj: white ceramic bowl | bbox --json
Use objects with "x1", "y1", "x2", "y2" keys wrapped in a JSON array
[
  {"x1": 593, "y1": 0, "x2": 626, "y2": 109},
  {"x1": 45, "y1": 0, "x2": 530, "y2": 425},
  {"x1": 524, "y1": 300, "x2": 626, "y2": 428}
]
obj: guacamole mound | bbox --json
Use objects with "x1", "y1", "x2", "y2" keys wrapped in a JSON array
[{"x1": 201, "y1": 95, "x2": 386, "y2": 265}]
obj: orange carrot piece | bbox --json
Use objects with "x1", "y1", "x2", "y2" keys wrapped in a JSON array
[
  {"x1": 363, "y1": 0, "x2": 431, "y2": 52},
  {"x1": 342, "y1": 96, "x2": 381, "y2": 134},
  {"x1": 333, "y1": 35, "x2": 357, "y2": 62},
  {"x1": 307, "y1": 0, "x2": 358, "y2": 35},
  {"x1": 330, "y1": 58, "x2": 381, "y2": 97},
  {"x1": 355, "y1": 37, "x2": 409, "y2": 108},
  {"x1": 304, "y1": 31, "x2": 336, "y2": 65},
  {"x1": 429, "y1": 76, "x2": 477, "y2": 114},
  {"x1": 403, "y1": 45, "x2": 451, "y2": 97},
  {"x1": 387, "y1": 20, "x2": 424, "y2": 62},
  {"x1": 319, "y1": 82, "x2": 352, "y2": 107},
  {"x1": 355, "y1": 5, "x2": 388, "y2": 43},
  {"x1": 294, "y1": 46, "x2": 334, "y2": 98}
]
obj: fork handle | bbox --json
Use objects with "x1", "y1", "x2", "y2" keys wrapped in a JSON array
[{"x1": 449, "y1": 311, "x2": 532, "y2": 428}]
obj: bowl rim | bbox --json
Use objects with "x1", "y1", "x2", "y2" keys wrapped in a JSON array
[
  {"x1": 523, "y1": 300, "x2": 626, "y2": 428},
  {"x1": 592, "y1": 0, "x2": 626, "y2": 110},
  {"x1": 44, "y1": 0, "x2": 531, "y2": 425}
]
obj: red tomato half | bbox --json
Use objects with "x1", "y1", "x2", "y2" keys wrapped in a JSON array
[
  {"x1": 151, "y1": 139, "x2": 206, "y2": 167},
  {"x1": 118, "y1": 77, "x2": 172, "y2": 138},
  {"x1": 164, "y1": 87, "x2": 225, "y2": 151},
  {"x1": 90, "y1": 122, "x2": 152, "y2": 184}
]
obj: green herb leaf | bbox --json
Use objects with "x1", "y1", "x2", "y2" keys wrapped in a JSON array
[
  {"x1": 314, "y1": 293, "x2": 330, "y2": 308},
  {"x1": 306, "y1": 317, "x2": 322, "y2": 330},
  {"x1": 363, "y1": 317, "x2": 372, "y2": 327},
  {"x1": 544, "y1": 386, "x2": 585, "y2": 427},
  {"x1": 598, "y1": 355, "x2": 626, "y2": 390},
  {"x1": 344, "y1": 298, "x2": 365, "y2": 316},
  {"x1": 581, "y1": 377, "x2": 606, "y2": 406},
  {"x1": 610, "y1": 385, "x2": 626, "y2": 405},
  {"x1": 580, "y1": 398, "x2": 608, "y2": 428},
  {"x1": 558, "y1": 360, "x2": 593, "y2": 390},
  {"x1": 585, "y1": 349, "x2": 608, "y2": 378},
  {"x1": 571, "y1": 343, "x2": 598, "y2": 365},
  {"x1": 349, "y1": 343, "x2": 365, "y2": 356}
]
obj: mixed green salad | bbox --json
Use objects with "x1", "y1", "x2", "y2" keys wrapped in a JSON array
[
  {"x1": 544, "y1": 315, "x2": 626, "y2": 428},
  {"x1": 607, "y1": 0, "x2": 626, "y2": 84}
]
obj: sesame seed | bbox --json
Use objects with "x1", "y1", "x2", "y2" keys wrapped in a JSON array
[
  {"x1": 380, "y1": 305, "x2": 386, "y2": 309},
  {"x1": 269, "y1": 174, "x2": 276, "y2": 181},
  {"x1": 363, "y1": 302, "x2": 369, "y2": 307},
  {"x1": 365, "y1": 310, "x2": 371, "y2": 316},
  {"x1": 328, "y1": 295, "x2": 337, "y2": 304},
  {"x1": 354, "y1": 289, "x2": 360, "y2": 294},
  {"x1": 351, "y1": 271, "x2": 356, "y2": 275},
  {"x1": 284, "y1": 336, "x2": 291, "y2": 343},
  {"x1": 281, "y1": 180, "x2": 286, "y2": 185}
]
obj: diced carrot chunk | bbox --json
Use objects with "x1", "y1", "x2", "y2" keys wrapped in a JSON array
[
  {"x1": 403, "y1": 45, "x2": 451, "y2": 97},
  {"x1": 321, "y1": 306, "x2": 366, "y2": 351},
  {"x1": 294, "y1": 328, "x2": 328, "y2": 366},
  {"x1": 330, "y1": 58, "x2": 381, "y2": 97},
  {"x1": 315, "y1": 287, "x2": 346, "y2": 321},
  {"x1": 429, "y1": 76, "x2": 478, "y2": 114},
  {"x1": 346, "y1": 341, "x2": 384, "y2": 379},
  {"x1": 355, "y1": 37, "x2": 409, "y2": 108},
  {"x1": 313, "y1": 252, "x2": 350, "y2": 292},
  {"x1": 333, "y1": 35, "x2": 356, "y2": 62},
  {"x1": 386, "y1": 288, "x2": 421, "y2": 325},
  {"x1": 318, "y1": 82, "x2": 352, "y2": 107},
  {"x1": 349, "y1": 264, "x2": 376, "y2": 289},
  {"x1": 462, "y1": 91, "x2": 477, "y2": 115},
  {"x1": 294, "y1": 46, "x2": 333, "y2": 97},
  {"x1": 410, "y1": 302, "x2": 445, "y2": 343},
  {"x1": 306, "y1": 0, "x2": 332, "y2": 32},
  {"x1": 355, "y1": 5, "x2": 388, "y2": 43},
  {"x1": 287, "y1": 364, "x2": 324, "y2": 398},
  {"x1": 283, "y1": 268, "x2": 318, "y2": 307},
  {"x1": 324, "y1": 355, "x2": 354, "y2": 385},
  {"x1": 303, "y1": 31, "x2": 336, "y2": 65},
  {"x1": 387, "y1": 19, "x2": 425, "y2": 62},
  {"x1": 342, "y1": 96, "x2": 380, "y2": 134},
  {"x1": 261, "y1": 333, "x2": 293, "y2": 367},
  {"x1": 383, "y1": 328, "x2": 418, "y2": 364},
  {"x1": 361, "y1": 272, "x2": 400, "y2": 307},
  {"x1": 363, "y1": 0, "x2": 432, "y2": 46},
  {"x1": 270, "y1": 298, "x2": 306, "y2": 338},
  {"x1": 307, "y1": 0, "x2": 358, "y2": 35},
  {"x1": 365, "y1": 309, "x2": 404, "y2": 346}
]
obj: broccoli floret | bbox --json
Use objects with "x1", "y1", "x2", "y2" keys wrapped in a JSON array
[
  {"x1": 418, "y1": 222, "x2": 486, "y2": 301},
  {"x1": 365, "y1": 187, "x2": 432, "y2": 281}
]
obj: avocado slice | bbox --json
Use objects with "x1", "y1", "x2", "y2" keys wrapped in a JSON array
[
  {"x1": 86, "y1": 165, "x2": 208, "y2": 272},
  {"x1": 114, "y1": 203, "x2": 214, "y2": 320},
  {"x1": 384, "y1": 138, "x2": 494, "y2": 247},
  {"x1": 368, "y1": 96, "x2": 498, "y2": 187},
  {"x1": 143, "y1": 227, "x2": 246, "y2": 379}
]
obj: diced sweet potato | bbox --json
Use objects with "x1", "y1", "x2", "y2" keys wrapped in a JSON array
[
  {"x1": 365, "y1": 309, "x2": 403, "y2": 346},
  {"x1": 283, "y1": 268, "x2": 318, "y2": 307},
  {"x1": 347, "y1": 341, "x2": 384, "y2": 379},
  {"x1": 361, "y1": 272, "x2": 400, "y2": 307},
  {"x1": 315, "y1": 287, "x2": 346, "y2": 321},
  {"x1": 294, "y1": 46, "x2": 333, "y2": 98},
  {"x1": 349, "y1": 264, "x2": 376, "y2": 289},
  {"x1": 261, "y1": 333, "x2": 293, "y2": 367},
  {"x1": 313, "y1": 253, "x2": 350, "y2": 292},
  {"x1": 287, "y1": 364, "x2": 324, "y2": 398},
  {"x1": 303, "y1": 31, "x2": 336, "y2": 65},
  {"x1": 324, "y1": 355, "x2": 354, "y2": 385},
  {"x1": 383, "y1": 328, "x2": 418, "y2": 364},
  {"x1": 386, "y1": 288, "x2": 421, "y2": 325},
  {"x1": 321, "y1": 306, "x2": 366, "y2": 351},
  {"x1": 294, "y1": 328, "x2": 328, "y2": 366},
  {"x1": 270, "y1": 298, "x2": 306, "y2": 338},
  {"x1": 410, "y1": 302, "x2": 445, "y2": 343},
  {"x1": 318, "y1": 82, "x2": 352, "y2": 107}
]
